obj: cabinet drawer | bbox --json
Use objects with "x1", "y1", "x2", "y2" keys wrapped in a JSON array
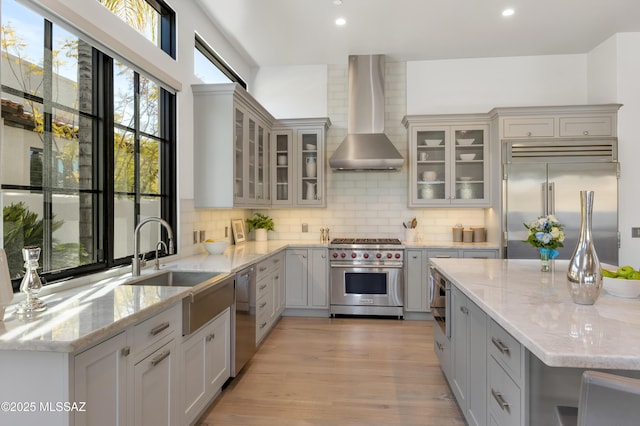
[
  {"x1": 502, "y1": 117, "x2": 555, "y2": 138},
  {"x1": 256, "y1": 290, "x2": 273, "y2": 319},
  {"x1": 488, "y1": 319, "x2": 522, "y2": 382},
  {"x1": 559, "y1": 115, "x2": 613, "y2": 137},
  {"x1": 256, "y1": 276, "x2": 271, "y2": 300},
  {"x1": 132, "y1": 305, "x2": 179, "y2": 355},
  {"x1": 488, "y1": 357, "x2": 522, "y2": 426},
  {"x1": 427, "y1": 249, "x2": 460, "y2": 259},
  {"x1": 462, "y1": 249, "x2": 497, "y2": 259}
]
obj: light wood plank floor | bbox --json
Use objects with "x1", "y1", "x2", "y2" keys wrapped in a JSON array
[{"x1": 196, "y1": 317, "x2": 464, "y2": 425}]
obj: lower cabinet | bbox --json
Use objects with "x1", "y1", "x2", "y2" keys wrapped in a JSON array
[
  {"x1": 450, "y1": 285, "x2": 487, "y2": 426},
  {"x1": 133, "y1": 338, "x2": 177, "y2": 426},
  {"x1": 74, "y1": 331, "x2": 128, "y2": 426},
  {"x1": 256, "y1": 252, "x2": 285, "y2": 343},
  {"x1": 433, "y1": 320, "x2": 451, "y2": 382},
  {"x1": 74, "y1": 302, "x2": 181, "y2": 426},
  {"x1": 285, "y1": 248, "x2": 328, "y2": 310},
  {"x1": 405, "y1": 249, "x2": 429, "y2": 312},
  {"x1": 181, "y1": 308, "x2": 231, "y2": 425}
]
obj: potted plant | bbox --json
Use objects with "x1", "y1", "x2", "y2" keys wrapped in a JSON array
[{"x1": 245, "y1": 213, "x2": 274, "y2": 242}]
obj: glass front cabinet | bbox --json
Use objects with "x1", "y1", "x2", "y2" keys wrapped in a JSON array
[
  {"x1": 271, "y1": 118, "x2": 330, "y2": 208},
  {"x1": 403, "y1": 115, "x2": 490, "y2": 207}
]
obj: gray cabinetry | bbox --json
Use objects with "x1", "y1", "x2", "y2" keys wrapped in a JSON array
[
  {"x1": 285, "y1": 248, "x2": 328, "y2": 312},
  {"x1": 405, "y1": 249, "x2": 428, "y2": 312},
  {"x1": 256, "y1": 252, "x2": 285, "y2": 343},
  {"x1": 451, "y1": 285, "x2": 487, "y2": 426}
]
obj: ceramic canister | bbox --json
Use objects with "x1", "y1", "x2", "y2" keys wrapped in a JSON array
[
  {"x1": 463, "y1": 230, "x2": 474, "y2": 243},
  {"x1": 472, "y1": 227, "x2": 486, "y2": 242}
]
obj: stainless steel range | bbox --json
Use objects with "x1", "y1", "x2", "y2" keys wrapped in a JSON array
[{"x1": 329, "y1": 238, "x2": 404, "y2": 318}]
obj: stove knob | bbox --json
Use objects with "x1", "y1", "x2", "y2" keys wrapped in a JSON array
[
  {"x1": 332, "y1": 253, "x2": 338, "y2": 258},
  {"x1": 387, "y1": 253, "x2": 393, "y2": 259},
  {"x1": 351, "y1": 253, "x2": 357, "y2": 259},
  {"x1": 376, "y1": 253, "x2": 382, "y2": 259},
  {"x1": 395, "y1": 253, "x2": 401, "y2": 259},
  {"x1": 340, "y1": 253, "x2": 346, "y2": 258},
  {"x1": 363, "y1": 253, "x2": 369, "y2": 259}
]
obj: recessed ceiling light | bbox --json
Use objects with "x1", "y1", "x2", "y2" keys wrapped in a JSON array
[
  {"x1": 335, "y1": 17, "x2": 346, "y2": 26},
  {"x1": 333, "y1": 0, "x2": 343, "y2": 5},
  {"x1": 502, "y1": 8, "x2": 515, "y2": 17}
]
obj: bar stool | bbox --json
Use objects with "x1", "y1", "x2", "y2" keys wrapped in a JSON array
[{"x1": 556, "y1": 370, "x2": 640, "y2": 426}]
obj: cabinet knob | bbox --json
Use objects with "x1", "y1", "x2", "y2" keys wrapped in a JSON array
[
  {"x1": 206, "y1": 333, "x2": 216, "y2": 342},
  {"x1": 460, "y1": 306, "x2": 469, "y2": 315},
  {"x1": 583, "y1": 130, "x2": 589, "y2": 135},
  {"x1": 527, "y1": 131, "x2": 532, "y2": 136},
  {"x1": 121, "y1": 347, "x2": 130, "y2": 357}
]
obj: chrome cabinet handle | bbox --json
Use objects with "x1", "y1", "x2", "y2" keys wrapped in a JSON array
[
  {"x1": 259, "y1": 284, "x2": 267, "y2": 290},
  {"x1": 460, "y1": 306, "x2": 468, "y2": 315},
  {"x1": 491, "y1": 389, "x2": 510, "y2": 411},
  {"x1": 259, "y1": 267, "x2": 267, "y2": 272},
  {"x1": 206, "y1": 333, "x2": 216, "y2": 342},
  {"x1": 150, "y1": 350, "x2": 170, "y2": 367},
  {"x1": 259, "y1": 301, "x2": 267, "y2": 309},
  {"x1": 149, "y1": 322, "x2": 170, "y2": 336},
  {"x1": 259, "y1": 322, "x2": 267, "y2": 329},
  {"x1": 491, "y1": 336, "x2": 510, "y2": 354},
  {"x1": 121, "y1": 347, "x2": 130, "y2": 357},
  {"x1": 412, "y1": 255, "x2": 418, "y2": 259}
]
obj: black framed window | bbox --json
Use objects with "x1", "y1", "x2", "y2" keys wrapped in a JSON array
[
  {"x1": 194, "y1": 35, "x2": 246, "y2": 88},
  {"x1": 1, "y1": 0, "x2": 176, "y2": 289}
]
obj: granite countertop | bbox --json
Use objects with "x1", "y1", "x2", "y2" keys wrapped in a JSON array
[
  {"x1": 0, "y1": 240, "x2": 324, "y2": 353},
  {"x1": 0, "y1": 239, "x2": 500, "y2": 354},
  {"x1": 430, "y1": 258, "x2": 640, "y2": 370}
]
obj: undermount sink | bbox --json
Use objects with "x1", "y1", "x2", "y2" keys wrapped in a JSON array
[{"x1": 126, "y1": 270, "x2": 225, "y2": 287}]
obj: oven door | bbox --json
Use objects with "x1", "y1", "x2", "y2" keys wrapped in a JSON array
[
  {"x1": 429, "y1": 267, "x2": 450, "y2": 338},
  {"x1": 330, "y1": 265, "x2": 403, "y2": 307}
]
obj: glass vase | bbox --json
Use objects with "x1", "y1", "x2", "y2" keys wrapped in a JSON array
[
  {"x1": 566, "y1": 190, "x2": 602, "y2": 305},
  {"x1": 539, "y1": 250, "x2": 550, "y2": 272}
]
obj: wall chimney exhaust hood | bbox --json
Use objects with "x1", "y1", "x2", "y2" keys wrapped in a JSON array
[{"x1": 329, "y1": 55, "x2": 403, "y2": 171}]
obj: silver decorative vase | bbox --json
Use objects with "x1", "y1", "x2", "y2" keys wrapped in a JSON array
[{"x1": 566, "y1": 190, "x2": 602, "y2": 305}]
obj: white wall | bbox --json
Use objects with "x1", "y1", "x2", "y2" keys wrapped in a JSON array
[
  {"x1": 252, "y1": 65, "x2": 328, "y2": 118},
  {"x1": 407, "y1": 55, "x2": 587, "y2": 114},
  {"x1": 589, "y1": 33, "x2": 640, "y2": 266}
]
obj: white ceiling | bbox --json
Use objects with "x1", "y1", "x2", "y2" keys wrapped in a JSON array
[{"x1": 195, "y1": 0, "x2": 640, "y2": 67}]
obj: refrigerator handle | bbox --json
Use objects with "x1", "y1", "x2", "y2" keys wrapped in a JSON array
[
  {"x1": 548, "y1": 182, "x2": 555, "y2": 216},
  {"x1": 542, "y1": 183, "x2": 548, "y2": 216}
]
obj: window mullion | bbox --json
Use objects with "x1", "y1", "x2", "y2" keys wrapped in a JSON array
[
  {"x1": 134, "y1": 72, "x2": 141, "y2": 225},
  {"x1": 41, "y1": 19, "x2": 54, "y2": 272}
]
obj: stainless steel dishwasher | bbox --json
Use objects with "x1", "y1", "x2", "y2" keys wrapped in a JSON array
[{"x1": 231, "y1": 265, "x2": 256, "y2": 377}]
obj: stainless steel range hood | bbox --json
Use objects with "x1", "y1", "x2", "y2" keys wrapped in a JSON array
[{"x1": 329, "y1": 55, "x2": 403, "y2": 171}]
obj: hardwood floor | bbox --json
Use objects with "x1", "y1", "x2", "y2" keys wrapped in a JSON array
[{"x1": 196, "y1": 317, "x2": 464, "y2": 425}]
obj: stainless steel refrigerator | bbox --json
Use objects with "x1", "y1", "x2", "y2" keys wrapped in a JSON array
[{"x1": 504, "y1": 147, "x2": 619, "y2": 264}]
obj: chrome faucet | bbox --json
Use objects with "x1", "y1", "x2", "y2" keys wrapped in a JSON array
[
  {"x1": 132, "y1": 217, "x2": 174, "y2": 276},
  {"x1": 154, "y1": 241, "x2": 168, "y2": 270}
]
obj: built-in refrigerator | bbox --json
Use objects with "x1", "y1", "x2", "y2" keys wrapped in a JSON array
[{"x1": 503, "y1": 140, "x2": 619, "y2": 265}]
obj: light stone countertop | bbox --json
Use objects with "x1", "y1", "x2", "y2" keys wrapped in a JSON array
[
  {"x1": 0, "y1": 240, "x2": 499, "y2": 354},
  {"x1": 430, "y1": 258, "x2": 640, "y2": 370}
]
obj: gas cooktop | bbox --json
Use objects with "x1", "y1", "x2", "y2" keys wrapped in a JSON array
[{"x1": 330, "y1": 238, "x2": 402, "y2": 245}]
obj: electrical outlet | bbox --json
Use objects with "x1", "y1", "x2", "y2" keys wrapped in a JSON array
[
  {"x1": 199, "y1": 230, "x2": 206, "y2": 242},
  {"x1": 193, "y1": 231, "x2": 198, "y2": 244},
  {"x1": 302, "y1": 223, "x2": 308, "y2": 232},
  {"x1": 632, "y1": 227, "x2": 640, "y2": 238},
  {"x1": 225, "y1": 226, "x2": 229, "y2": 238}
]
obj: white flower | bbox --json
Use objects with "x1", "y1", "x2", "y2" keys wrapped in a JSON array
[
  {"x1": 550, "y1": 227, "x2": 561, "y2": 239},
  {"x1": 547, "y1": 214, "x2": 558, "y2": 223}
]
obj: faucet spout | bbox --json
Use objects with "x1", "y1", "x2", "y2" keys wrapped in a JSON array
[{"x1": 132, "y1": 217, "x2": 174, "y2": 276}]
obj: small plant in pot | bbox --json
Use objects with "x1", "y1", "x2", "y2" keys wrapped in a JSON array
[{"x1": 246, "y1": 213, "x2": 274, "y2": 241}]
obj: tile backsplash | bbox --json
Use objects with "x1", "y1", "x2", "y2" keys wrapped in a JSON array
[{"x1": 185, "y1": 61, "x2": 485, "y2": 249}]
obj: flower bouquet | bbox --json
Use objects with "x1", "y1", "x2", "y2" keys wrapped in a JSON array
[{"x1": 523, "y1": 214, "x2": 565, "y2": 271}]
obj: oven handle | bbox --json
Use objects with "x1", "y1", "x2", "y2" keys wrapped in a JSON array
[{"x1": 330, "y1": 262, "x2": 404, "y2": 269}]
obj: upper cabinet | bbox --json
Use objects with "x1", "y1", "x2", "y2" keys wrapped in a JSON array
[
  {"x1": 491, "y1": 104, "x2": 621, "y2": 139},
  {"x1": 193, "y1": 83, "x2": 275, "y2": 209},
  {"x1": 193, "y1": 84, "x2": 329, "y2": 209},
  {"x1": 272, "y1": 118, "x2": 330, "y2": 208},
  {"x1": 403, "y1": 115, "x2": 490, "y2": 207}
]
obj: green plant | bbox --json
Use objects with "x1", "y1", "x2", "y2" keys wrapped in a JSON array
[{"x1": 245, "y1": 213, "x2": 274, "y2": 232}]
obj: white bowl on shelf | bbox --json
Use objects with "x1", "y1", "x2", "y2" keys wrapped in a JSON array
[
  {"x1": 305, "y1": 144, "x2": 316, "y2": 150},
  {"x1": 457, "y1": 138, "x2": 475, "y2": 146},
  {"x1": 459, "y1": 153, "x2": 476, "y2": 161},
  {"x1": 603, "y1": 276, "x2": 640, "y2": 298},
  {"x1": 424, "y1": 139, "x2": 442, "y2": 147},
  {"x1": 203, "y1": 241, "x2": 229, "y2": 255}
]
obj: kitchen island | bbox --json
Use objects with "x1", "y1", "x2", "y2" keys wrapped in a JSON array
[{"x1": 430, "y1": 258, "x2": 640, "y2": 426}]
